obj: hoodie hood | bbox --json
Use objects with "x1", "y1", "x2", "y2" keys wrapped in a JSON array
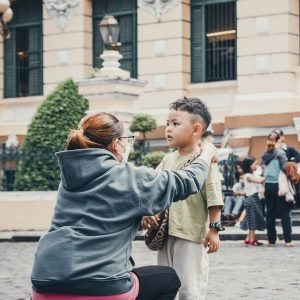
[
  {"x1": 261, "y1": 148, "x2": 281, "y2": 166},
  {"x1": 56, "y1": 148, "x2": 118, "y2": 190}
]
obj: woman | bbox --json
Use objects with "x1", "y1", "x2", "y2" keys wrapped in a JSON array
[
  {"x1": 31, "y1": 112, "x2": 217, "y2": 300},
  {"x1": 262, "y1": 131, "x2": 294, "y2": 247}
]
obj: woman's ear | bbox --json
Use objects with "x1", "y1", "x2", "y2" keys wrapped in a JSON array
[
  {"x1": 107, "y1": 139, "x2": 122, "y2": 162},
  {"x1": 193, "y1": 123, "x2": 203, "y2": 137},
  {"x1": 107, "y1": 139, "x2": 118, "y2": 153}
]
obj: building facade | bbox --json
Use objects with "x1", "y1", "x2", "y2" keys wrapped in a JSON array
[{"x1": 0, "y1": 0, "x2": 300, "y2": 158}]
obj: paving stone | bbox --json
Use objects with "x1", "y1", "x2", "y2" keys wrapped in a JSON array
[{"x1": 0, "y1": 241, "x2": 299, "y2": 299}]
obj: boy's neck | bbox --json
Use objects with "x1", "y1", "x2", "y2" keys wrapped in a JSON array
[{"x1": 178, "y1": 143, "x2": 200, "y2": 157}]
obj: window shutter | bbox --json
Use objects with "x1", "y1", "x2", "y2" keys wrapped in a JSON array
[
  {"x1": 191, "y1": 6, "x2": 205, "y2": 83},
  {"x1": 28, "y1": 25, "x2": 42, "y2": 96},
  {"x1": 4, "y1": 34, "x2": 15, "y2": 98},
  {"x1": 93, "y1": 21, "x2": 104, "y2": 69},
  {"x1": 119, "y1": 15, "x2": 135, "y2": 77},
  {"x1": 92, "y1": 0, "x2": 137, "y2": 78}
]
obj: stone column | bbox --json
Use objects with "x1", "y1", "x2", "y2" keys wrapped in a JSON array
[
  {"x1": 137, "y1": 0, "x2": 190, "y2": 125},
  {"x1": 43, "y1": 0, "x2": 93, "y2": 95}
]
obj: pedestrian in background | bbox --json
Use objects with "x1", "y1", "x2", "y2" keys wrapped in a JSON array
[
  {"x1": 240, "y1": 157, "x2": 265, "y2": 246},
  {"x1": 262, "y1": 131, "x2": 294, "y2": 247}
]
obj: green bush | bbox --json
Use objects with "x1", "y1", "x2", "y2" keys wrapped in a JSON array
[
  {"x1": 141, "y1": 151, "x2": 166, "y2": 169},
  {"x1": 129, "y1": 113, "x2": 157, "y2": 140},
  {"x1": 14, "y1": 79, "x2": 89, "y2": 191}
]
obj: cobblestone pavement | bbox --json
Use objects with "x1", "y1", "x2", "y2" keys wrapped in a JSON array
[{"x1": 0, "y1": 241, "x2": 299, "y2": 300}]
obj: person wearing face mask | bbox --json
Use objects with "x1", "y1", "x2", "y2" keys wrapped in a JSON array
[
  {"x1": 262, "y1": 131, "x2": 294, "y2": 247},
  {"x1": 30, "y1": 112, "x2": 218, "y2": 300}
]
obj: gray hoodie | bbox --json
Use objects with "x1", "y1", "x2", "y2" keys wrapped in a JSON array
[{"x1": 31, "y1": 148, "x2": 209, "y2": 296}]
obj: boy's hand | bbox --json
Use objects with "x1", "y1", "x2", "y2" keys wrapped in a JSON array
[
  {"x1": 204, "y1": 229, "x2": 220, "y2": 254},
  {"x1": 142, "y1": 215, "x2": 160, "y2": 230}
]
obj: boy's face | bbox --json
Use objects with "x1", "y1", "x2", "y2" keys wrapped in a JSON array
[{"x1": 165, "y1": 109, "x2": 203, "y2": 148}]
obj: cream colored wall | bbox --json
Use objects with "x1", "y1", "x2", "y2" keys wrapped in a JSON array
[
  {"x1": 137, "y1": 0, "x2": 190, "y2": 126},
  {"x1": 0, "y1": 0, "x2": 300, "y2": 135},
  {"x1": 0, "y1": 0, "x2": 94, "y2": 138},
  {"x1": 233, "y1": 0, "x2": 300, "y2": 115},
  {"x1": 188, "y1": 0, "x2": 300, "y2": 123},
  {"x1": 43, "y1": 0, "x2": 93, "y2": 95},
  {"x1": 0, "y1": 192, "x2": 56, "y2": 231}
]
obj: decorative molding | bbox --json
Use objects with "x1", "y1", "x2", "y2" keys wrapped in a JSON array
[
  {"x1": 45, "y1": 0, "x2": 80, "y2": 29},
  {"x1": 138, "y1": 0, "x2": 179, "y2": 21}
]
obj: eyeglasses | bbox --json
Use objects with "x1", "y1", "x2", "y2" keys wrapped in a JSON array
[{"x1": 118, "y1": 135, "x2": 135, "y2": 146}]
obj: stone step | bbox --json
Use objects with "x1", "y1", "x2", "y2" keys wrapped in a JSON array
[{"x1": 1, "y1": 227, "x2": 300, "y2": 243}]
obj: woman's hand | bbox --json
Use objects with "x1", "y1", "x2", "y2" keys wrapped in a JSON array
[{"x1": 142, "y1": 215, "x2": 161, "y2": 230}]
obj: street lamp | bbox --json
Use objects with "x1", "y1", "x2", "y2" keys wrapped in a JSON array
[
  {"x1": 99, "y1": 15, "x2": 120, "y2": 51},
  {"x1": 97, "y1": 15, "x2": 129, "y2": 78},
  {"x1": 0, "y1": 0, "x2": 13, "y2": 39}
]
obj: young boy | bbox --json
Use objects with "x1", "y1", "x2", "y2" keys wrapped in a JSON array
[{"x1": 143, "y1": 97, "x2": 224, "y2": 300}]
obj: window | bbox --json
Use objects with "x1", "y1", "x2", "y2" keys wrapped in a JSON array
[
  {"x1": 93, "y1": 0, "x2": 137, "y2": 78},
  {"x1": 4, "y1": 0, "x2": 43, "y2": 98},
  {"x1": 191, "y1": 0, "x2": 236, "y2": 83}
]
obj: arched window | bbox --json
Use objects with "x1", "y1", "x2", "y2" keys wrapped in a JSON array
[
  {"x1": 4, "y1": 0, "x2": 43, "y2": 98},
  {"x1": 93, "y1": 0, "x2": 137, "y2": 78},
  {"x1": 191, "y1": 0, "x2": 237, "y2": 83}
]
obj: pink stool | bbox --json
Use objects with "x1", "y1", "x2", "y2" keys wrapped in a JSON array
[{"x1": 31, "y1": 273, "x2": 139, "y2": 300}]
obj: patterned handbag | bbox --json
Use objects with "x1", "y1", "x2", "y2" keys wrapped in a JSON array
[
  {"x1": 144, "y1": 152, "x2": 201, "y2": 251},
  {"x1": 144, "y1": 209, "x2": 169, "y2": 251}
]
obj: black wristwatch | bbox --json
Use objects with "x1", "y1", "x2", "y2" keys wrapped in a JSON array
[{"x1": 209, "y1": 221, "x2": 225, "y2": 232}]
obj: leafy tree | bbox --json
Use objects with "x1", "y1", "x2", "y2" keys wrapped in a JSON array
[
  {"x1": 141, "y1": 151, "x2": 166, "y2": 169},
  {"x1": 129, "y1": 113, "x2": 157, "y2": 157},
  {"x1": 14, "y1": 79, "x2": 89, "y2": 191},
  {"x1": 129, "y1": 113, "x2": 157, "y2": 140}
]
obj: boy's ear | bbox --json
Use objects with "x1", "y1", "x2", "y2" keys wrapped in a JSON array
[{"x1": 193, "y1": 122, "x2": 203, "y2": 137}]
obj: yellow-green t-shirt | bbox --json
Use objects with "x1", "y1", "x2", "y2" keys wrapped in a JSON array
[{"x1": 157, "y1": 151, "x2": 223, "y2": 244}]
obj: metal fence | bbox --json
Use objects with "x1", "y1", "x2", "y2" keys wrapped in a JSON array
[
  {"x1": 0, "y1": 146, "x2": 19, "y2": 191},
  {"x1": 0, "y1": 145, "x2": 59, "y2": 191},
  {"x1": 0, "y1": 145, "x2": 238, "y2": 192},
  {"x1": 218, "y1": 153, "x2": 238, "y2": 195}
]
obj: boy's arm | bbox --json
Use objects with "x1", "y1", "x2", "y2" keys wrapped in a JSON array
[{"x1": 203, "y1": 163, "x2": 224, "y2": 253}]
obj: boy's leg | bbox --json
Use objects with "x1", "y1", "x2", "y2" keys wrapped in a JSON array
[
  {"x1": 157, "y1": 235, "x2": 176, "y2": 267},
  {"x1": 133, "y1": 265, "x2": 181, "y2": 300},
  {"x1": 164, "y1": 236, "x2": 208, "y2": 300}
]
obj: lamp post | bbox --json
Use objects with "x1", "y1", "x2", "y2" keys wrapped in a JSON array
[
  {"x1": 0, "y1": 0, "x2": 13, "y2": 38},
  {"x1": 97, "y1": 15, "x2": 129, "y2": 79}
]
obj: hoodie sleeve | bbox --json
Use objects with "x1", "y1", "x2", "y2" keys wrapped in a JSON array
[
  {"x1": 139, "y1": 158, "x2": 209, "y2": 216},
  {"x1": 277, "y1": 149, "x2": 287, "y2": 171}
]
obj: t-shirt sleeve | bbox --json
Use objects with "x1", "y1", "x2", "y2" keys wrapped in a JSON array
[
  {"x1": 205, "y1": 163, "x2": 224, "y2": 208},
  {"x1": 139, "y1": 158, "x2": 209, "y2": 216}
]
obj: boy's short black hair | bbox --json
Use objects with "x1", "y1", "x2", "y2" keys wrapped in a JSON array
[{"x1": 169, "y1": 97, "x2": 212, "y2": 131}]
